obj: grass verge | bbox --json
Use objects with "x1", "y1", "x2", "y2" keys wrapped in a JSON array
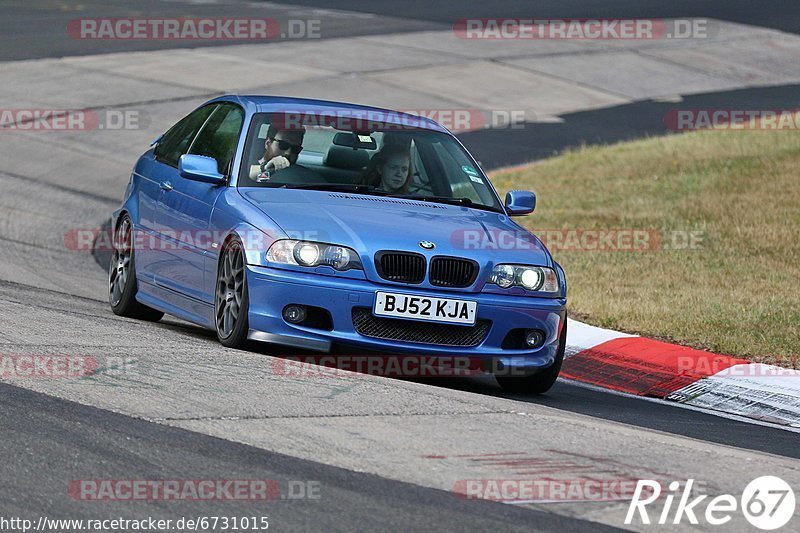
[{"x1": 490, "y1": 130, "x2": 800, "y2": 365}]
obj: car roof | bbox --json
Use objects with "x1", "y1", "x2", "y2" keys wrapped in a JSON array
[{"x1": 208, "y1": 95, "x2": 450, "y2": 134}]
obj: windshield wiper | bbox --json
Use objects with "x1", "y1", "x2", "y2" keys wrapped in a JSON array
[
  {"x1": 268, "y1": 185, "x2": 503, "y2": 212},
  {"x1": 387, "y1": 194, "x2": 503, "y2": 213},
  {"x1": 388, "y1": 194, "x2": 471, "y2": 205},
  {"x1": 280, "y1": 183, "x2": 390, "y2": 195}
]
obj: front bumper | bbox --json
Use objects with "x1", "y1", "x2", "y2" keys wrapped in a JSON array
[{"x1": 246, "y1": 265, "x2": 566, "y2": 372}]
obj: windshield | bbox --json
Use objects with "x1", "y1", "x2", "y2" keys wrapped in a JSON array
[{"x1": 237, "y1": 112, "x2": 503, "y2": 212}]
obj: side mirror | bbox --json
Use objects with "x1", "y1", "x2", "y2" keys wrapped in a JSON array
[
  {"x1": 179, "y1": 154, "x2": 226, "y2": 185},
  {"x1": 505, "y1": 190, "x2": 536, "y2": 216}
]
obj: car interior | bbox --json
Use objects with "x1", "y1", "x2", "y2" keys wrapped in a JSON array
[
  {"x1": 239, "y1": 119, "x2": 435, "y2": 193},
  {"x1": 236, "y1": 114, "x2": 502, "y2": 211}
]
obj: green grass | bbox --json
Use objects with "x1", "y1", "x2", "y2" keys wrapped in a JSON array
[{"x1": 490, "y1": 130, "x2": 800, "y2": 364}]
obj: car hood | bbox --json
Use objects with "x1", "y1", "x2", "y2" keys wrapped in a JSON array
[{"x1": 241, "y1": 188, "x2": 552, "y2": 267}]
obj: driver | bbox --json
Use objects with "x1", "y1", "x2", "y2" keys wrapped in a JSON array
[{"x1": 251, "y1": 125, "x2": 305, "y2": 182}]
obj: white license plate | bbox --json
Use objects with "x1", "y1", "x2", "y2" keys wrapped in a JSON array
[{"x1": 374, "y1": 292, "x2": 477, "y2": 325}]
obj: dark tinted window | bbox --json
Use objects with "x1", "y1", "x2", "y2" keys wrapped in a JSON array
[
  {"x1": 188, "y1": 104, "x2": 245, "y2": 175},
  {"x1": 154, "y1": 105, "x2": 216, "y2": 167}
]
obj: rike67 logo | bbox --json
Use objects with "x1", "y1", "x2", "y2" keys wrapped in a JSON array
[{"x1": 626, "y1": 477, "x2": 795, "y2": 530}]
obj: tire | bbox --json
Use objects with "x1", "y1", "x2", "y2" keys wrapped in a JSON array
[
  {"x1": 215, "y1": 238, "x2": 250, "y2": 348},
  {"x1": 109, "y1": 215, "x2": 164, "y2": 321},
  {"x1": 496, "y1": 317, "x2": 567, "y2": 395}
]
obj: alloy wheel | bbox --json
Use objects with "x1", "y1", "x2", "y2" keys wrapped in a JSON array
[
  {"x1": 109, "y1": 217, "x2": 132, "y2": 307},
  {"x1": 216, "y1": 242, "x2": 245, "y2": 338}
]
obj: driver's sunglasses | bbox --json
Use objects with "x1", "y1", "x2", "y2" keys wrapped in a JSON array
[{"x1": 270, "y1": 137, "x2": 303, "y2": 155}]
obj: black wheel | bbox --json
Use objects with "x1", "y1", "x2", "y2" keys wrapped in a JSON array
[
  {"x1": 215, "y1": 238, "x2": 250, "y2": 348},
  {"x1": 496, "y1": 317, "x2": 567, "y2": 395},
  {"x1": 109, "y1": 215, "x2": 164, "y2": 321}
]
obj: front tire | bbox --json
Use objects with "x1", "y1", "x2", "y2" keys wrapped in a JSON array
[
  {"x1": 109, "y1": 215, "x2": 164, "y2": 321},
  {"x1": 215, "y1": 238, "x2": 250, "y2": 348},
  {"x1": 496, "y1": 317, "x2": 567, "y2": 395}
]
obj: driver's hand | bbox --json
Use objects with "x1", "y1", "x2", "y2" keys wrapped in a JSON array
[{"x1": 265, "y1": 156, "x2": 291, "y2": 172}]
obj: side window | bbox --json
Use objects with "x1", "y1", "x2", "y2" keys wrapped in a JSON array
[
  {"x1": 188, "y1": 104, "x2": 245, "y2": 175},
  {"x1": 154, "y1": 105, "x2": 217, "y2": 167}
]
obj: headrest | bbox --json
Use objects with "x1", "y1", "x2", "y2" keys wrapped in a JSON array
[{"x1": 324, "y1": 146, "x2": 370, "y2": 170}]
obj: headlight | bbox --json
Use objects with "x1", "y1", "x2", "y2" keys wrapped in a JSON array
[
  {"x1": 519, "y1": 268, "x2": 542, "y2": 290},
  {"x1": 488, "y1": 264, "x2": 558, "y2": 292},
  {"x1": 492, "y1": 264, "x2": 515, "y2": 288},
  {"x1": 321, "y1": 245, "x2": 352, "y2": 270},
  {"x1": 266, "y1": 240, "x2": 362, "y2": 271},
  {"x1": 295, "y1": 243, "x2": 320, "y2": 266}
]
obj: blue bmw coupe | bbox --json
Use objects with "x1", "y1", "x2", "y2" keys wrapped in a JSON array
[{"x1": 109, "y1": 95, "x2": 567, "y2": 393}]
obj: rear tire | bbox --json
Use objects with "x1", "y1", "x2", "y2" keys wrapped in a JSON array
[
  {"x1": 109, "y1": 215, "x2": 164, "y2": 322},
  {"x1": 215, "y1": 238, "x2": 250, "y2": 349},
  {"x1": 496, "y1": 317, "x2": 567, "y2": 395}
]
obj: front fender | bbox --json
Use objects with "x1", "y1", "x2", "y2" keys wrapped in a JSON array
[
  {"x1": 112, "y1": 166, "x2": 141, "y2": 230},
  {"x1": 554, "y1": 260, "x2": 567, "y2": 300},
  {"x1": 208, "y1": 189, "x2": 289, "y2": 266}
]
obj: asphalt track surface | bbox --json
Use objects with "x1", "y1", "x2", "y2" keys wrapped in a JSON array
[
  {"x1": 462, "y1": 83, "x2": 800, "y2": 169},
  {"x1": 0, "y1": 382, "x2": 618, "y2": 532},
  {"x1": 0, "y1": 0, "x2": 439, "y2": 61},
  {"x1": 268, "y1": 0, "x2": 800, "y2": 35},
  {"x1": 2, "y1": 1, "x2": 800, "y2": 531},
  {"x1": 3, "y1": 0, "x2": 799, "y2": 62}
]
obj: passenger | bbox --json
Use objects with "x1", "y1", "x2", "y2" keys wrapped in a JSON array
[
  {"x1": 361, "y1": 146, "x2": 412, "y2": 193},
  {"x1": 253, "y1": 125, "x2": 305, "y2": 182}
]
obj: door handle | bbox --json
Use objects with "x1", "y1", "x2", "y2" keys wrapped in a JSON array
[{"x1": 160, "y1": 181, "x2": 173, "y2": 191}]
